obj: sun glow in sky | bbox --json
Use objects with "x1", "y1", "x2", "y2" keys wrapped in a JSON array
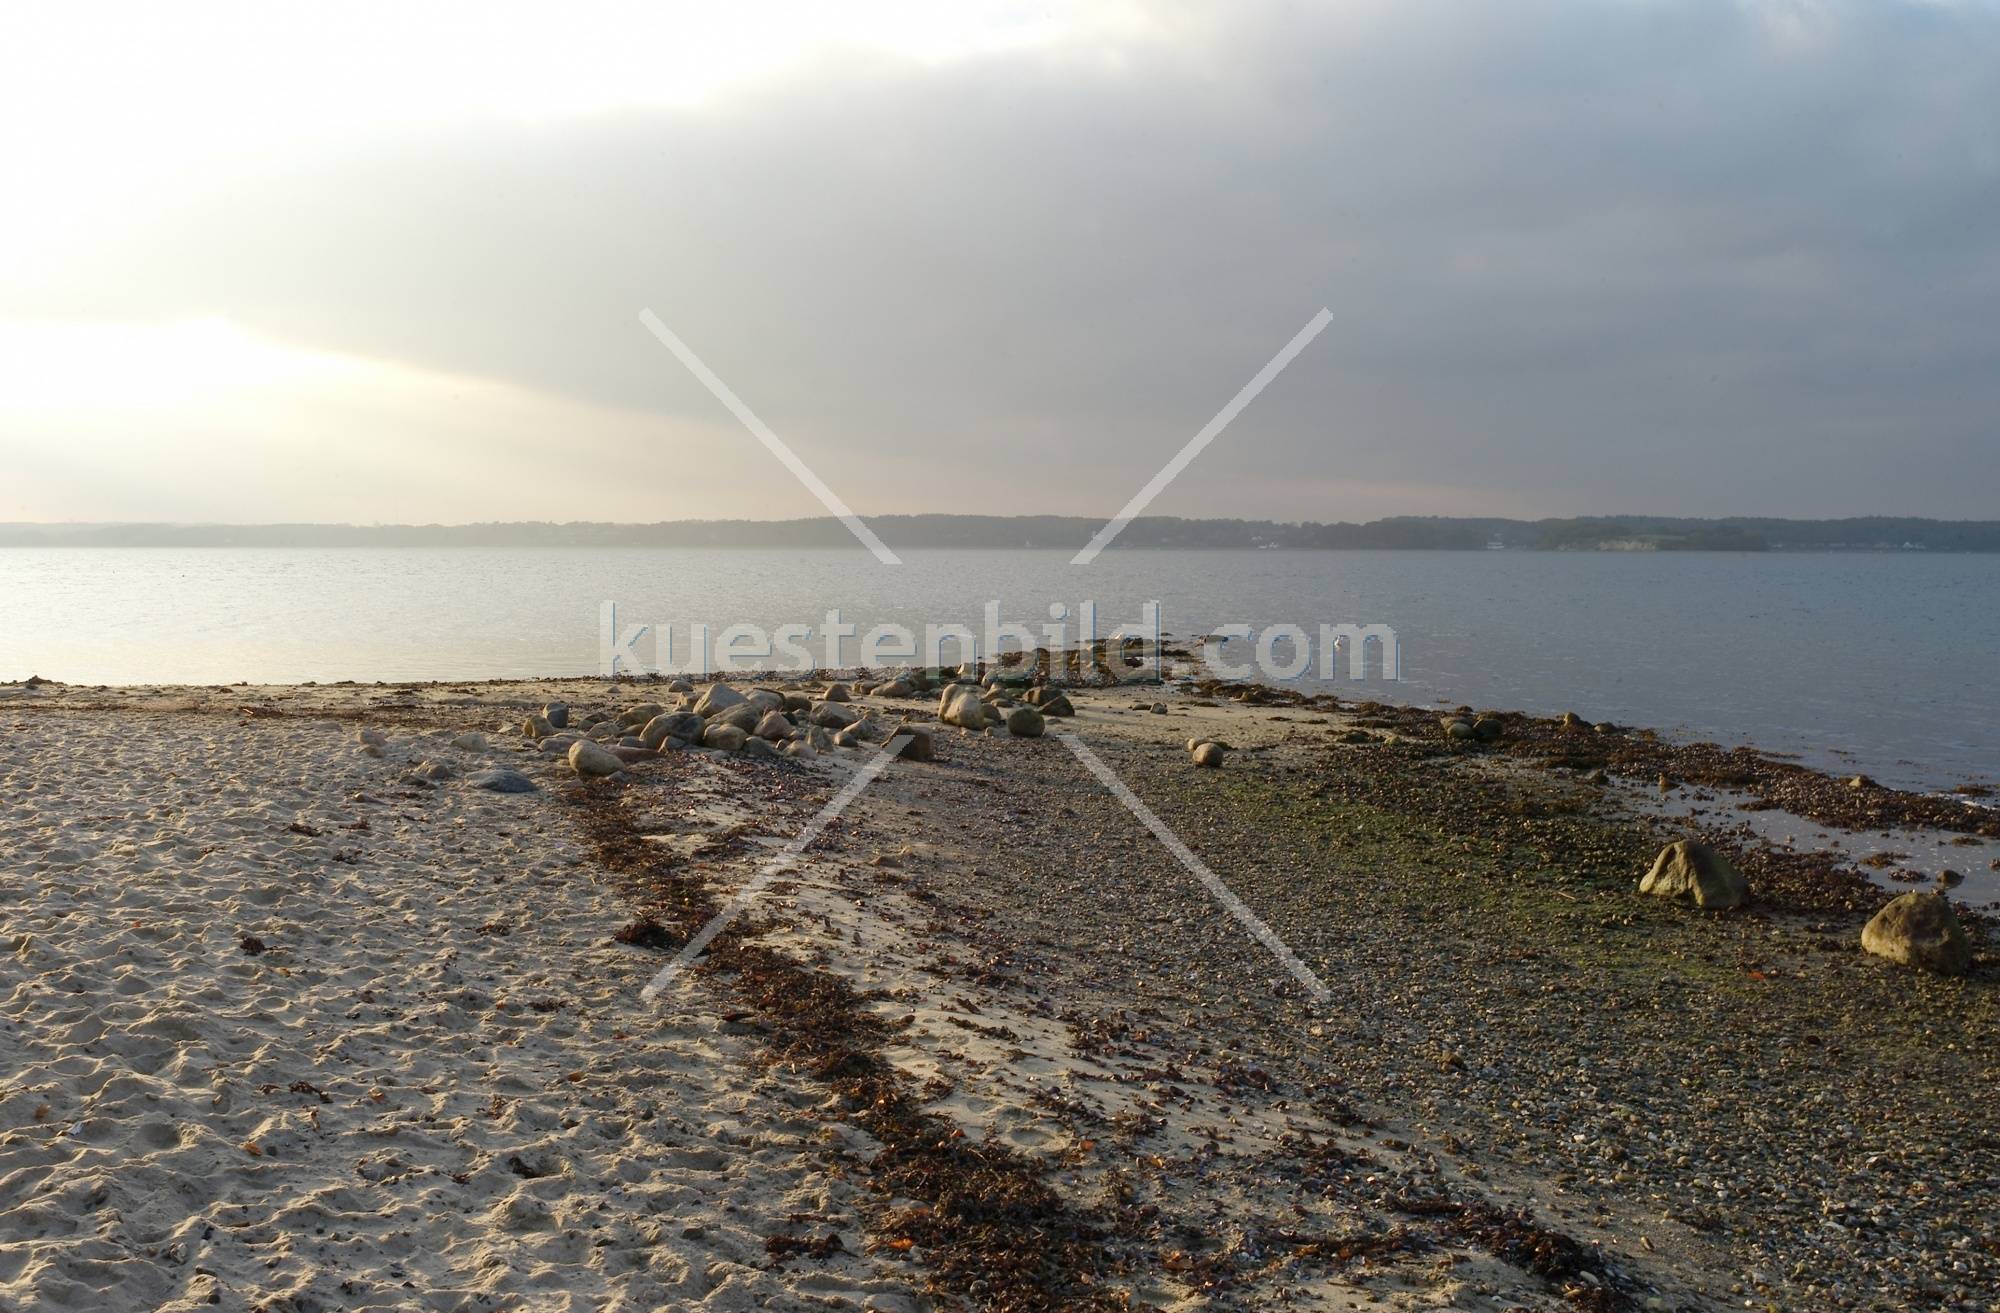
[
  {"x1": 4, "y1": 1, "x2": 1998, "y2": 524},
  {"x1": 0, "y1": 1, "x2": 1127, "y2": 522},
  {"x1": 0, "y1": 3, "x2": 1104, "y2": 257}
]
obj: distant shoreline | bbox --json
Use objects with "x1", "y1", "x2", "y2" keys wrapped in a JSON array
[{"x1": 5, "y1": 512, "x2": 1999, "y2": 552}]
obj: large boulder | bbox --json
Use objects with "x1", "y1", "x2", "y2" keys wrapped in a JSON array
[
  {"x1": 640, "y1": 711, "x2": 704, "y2": 750},
  {"x1": 693, "y1": 683, "x2": 748, "y2": 718},
  {"x1": 522, "y1": 714, "x2": 555, "y2": 739},
  {"x1": 1005, "y1": 705, "x2": 1046, "y2": 738},
  {"x1": 617, "y1": 702, "x2": 665, "y2": 729},
  {"x1": 823, "y1": 682, "x2": 852, "y2": 703},
  {"x1": 1639, "y1": 840, "x2": 1748, "y2": 910},
  {"x1": 568, "y1": 740, "x2": 624, "y2": 778},
  {"x1": 701, "y1": 723, "x2": 749, "y2": 752},
  {"x1": 938, "y1": 685, "x2": 989, "y2": 730},
  {"x1": 712, "y1": 702, "x2": 762, "y2": 733},
  {"x1": 1190, "y1": 741, "x2": 1225, "y2": 769},
  {"x1": 1861, "y1": 893, "x2": 1972, "y2": 976},
  {"x1": 745, "y1": 688, "x2": 787, "y2": 716},
  {"x1": 889, "y1": 726, "x2": 935, "y2": 761},
  {"x1": 467, "y1": 769, "x2": 537, "y2": 793},
  {"x1": 753, "y1": 710, "x2": 796, "y2": 741},
  {"x1": 811, "y1": 700, "x2": 860, "y2": 730},
  {"x1": 1026, "y1": 688, "x2": 1075, "y2": 716},
  {"x1": 541, "y1": 702, "x2": 570, "y2": 730}
]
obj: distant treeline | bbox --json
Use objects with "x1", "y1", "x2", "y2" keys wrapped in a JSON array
[{"x1": 2, "y1": 515, "x2": 1994, "y2": 551}]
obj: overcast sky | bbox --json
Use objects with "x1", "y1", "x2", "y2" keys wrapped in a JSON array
[{"x1": 2, "y1": 1, "x2": 1996, "y2": 524}]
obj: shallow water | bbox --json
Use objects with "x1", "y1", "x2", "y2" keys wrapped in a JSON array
[{"x1": 2, "y1": 546, "x2": 1994, "y2": 792}]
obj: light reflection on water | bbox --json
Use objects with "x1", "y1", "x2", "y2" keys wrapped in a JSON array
[{"x1": 2, "y1": 546, "x2": 1994, "y2": 794}]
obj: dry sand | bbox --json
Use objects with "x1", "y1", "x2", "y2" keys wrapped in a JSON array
[{"x1": 0, "y1": 687, "x2": 921, "y2": 1312}]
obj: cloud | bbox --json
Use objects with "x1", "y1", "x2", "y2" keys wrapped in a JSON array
[{"x1": 5, "y1": 0, "x2": 1999, "y2": 521}]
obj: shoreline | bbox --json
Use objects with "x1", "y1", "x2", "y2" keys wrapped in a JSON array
[{"x1": 3, "y1": 672, "x2": 1995, "y2": 1310}]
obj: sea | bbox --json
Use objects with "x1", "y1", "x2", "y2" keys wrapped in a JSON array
[{"x1": 3, "y1": 546, "x2": 1994, "y2": 794}]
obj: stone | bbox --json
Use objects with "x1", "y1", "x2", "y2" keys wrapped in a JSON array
[
  {"x1": 713, "y1": 703, "x2": 762, "y2": 733},
  {"x1": 640, "y1": 711, "x2": 704, "y2": 750},
  {"x1": 832, "y1": 728, "x2": 860, "y2": 749},
  {"x1": 1472, "y1": 715, "x2": 1504, "y2": 742},
  {"x1": 1005, "y1": 705, "x2": 1046, "y2": 738},
  {"x1": 782, "y1": 692, "x2": 814, "y2": 716},
  {"x1": 1151, "y1": 702, "x2": 1168, "y2": 715},
  {"x1": 876, "y1": 677, "x2": 915, "y2": 698},
  {"x1": 693, "y1": 683, "x2": 747, "y2": 717},
  {"x1": 1190, "y1": 742, "x2": 1225, "y2": 769},
  {"x1": 1861, "y1": 892, "x2": 1972, "y2": 975},
  {"x1": 664, "y1": 678, "x2": 693, "y2": 694},
  {"x1": 938, "y1": 685, "x2": 989, "y2": 730},
  {"x1": 609, "y1": 745, "x2": 656, "y2": 765},
  {"x1": 811, "y1": 700, "x2": 860, "y2": 730},
  {"x1": 451, "y1": 732, "x2": 487, "y2": 752},
  {"x1": 522, "y1": 714, "x2": 555, "y2": 739},
  {"x1": 1035, "y1": 691, "x2": 1075, "y2": 717},
  {"x1": 1560, "y1": 711, "x2": 1587, "y2": 731},
  {"x1": 1442, "y1": 718, "x2": 1476, "y2": 742},
  {"x1": 804, "y1": 725, "x2": 835, "y2": 751},
  {"x1": 823, "y1": 682, "x2": 852, "y2": 703},
  {"x1": 745, "y1": 688, "x2": 786, "y2": 715},
  {"x1": 542, "y1": 702, "x2": 570, "y2": 730},
  {"x1": 742, "y1": 736, "x2": 783, "y2": 761},
  {"x1": 568, "y1": 740, "x2": 623, "y2": 778},
  {"x1": 701, "y1": 724, "x2": 749, "y2": 752},
  {"x1": 1638, "y1": 840, "x2": 1748, "y2": 910},
  {"x1": 754, "y1": 710, "x2": 795, "y2": 741},
  {"x1": 357, "y1": 727, "x2": 388, "y2": 749},
  {"x1": 618, "y1": 702, "x2": 664, "y2": 729},
  {"x1": 467, "y1": 769, "x2": 537, "y2": 793},
  {"x1": 410, "y1": 759, "x2": 454, "y2": 782},
  {"x1": 889, "y1": 726, "x2": 935, "y2": 761}
]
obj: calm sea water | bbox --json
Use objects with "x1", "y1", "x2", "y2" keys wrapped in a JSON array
[{"x1": 2, "y1": 547, "x2": 1995, "y2": 792}]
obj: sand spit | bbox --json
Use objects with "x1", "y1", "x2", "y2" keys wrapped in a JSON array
[{"x1": 3, "y1": 675, "x2": 1996, "y2": 1312}]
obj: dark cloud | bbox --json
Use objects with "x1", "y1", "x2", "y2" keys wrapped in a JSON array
[{"x1": 21, "y1": 0, "x2": 2000, "y2": 517}]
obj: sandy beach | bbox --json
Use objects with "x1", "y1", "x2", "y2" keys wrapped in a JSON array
[{"x1": 3, "y1": 673, "x2": 1995, "y2": 1312}]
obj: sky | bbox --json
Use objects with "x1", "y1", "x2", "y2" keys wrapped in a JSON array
[{"x1": 2, "y1": 0, "x2": 1996, "y2": 525}]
